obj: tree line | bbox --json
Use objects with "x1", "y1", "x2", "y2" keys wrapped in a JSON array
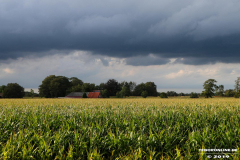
[
  {"x1": 201, "y1": 78, "x2": 240, "y2": 98},
  {"x1": 1, "y1": 76, "x2": 240, "y2": 98},
  {"x1": 37, "y1": 75, "x2": 158, "y2": 98}
]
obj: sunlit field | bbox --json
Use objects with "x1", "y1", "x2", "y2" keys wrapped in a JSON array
[{"x1": 1, "y1": 98, "x2": 240, "y2": 159}]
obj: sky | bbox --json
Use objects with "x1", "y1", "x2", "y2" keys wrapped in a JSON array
[{"x1": 1, "y1": 0, "x2": 240, "y2": 93}]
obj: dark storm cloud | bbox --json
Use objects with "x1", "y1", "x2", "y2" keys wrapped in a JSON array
[{"x1": 1, "y1": 0, "x2": 240, "y2": 65}]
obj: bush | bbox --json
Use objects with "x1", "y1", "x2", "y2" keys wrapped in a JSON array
[
  {"x1": 160, "y1": 92, "x2": 168, "y2": 98},
  {"x1": 82, "y1": 92, "x2": 87, "y2": 98},
  {"x1": 190, "y1": 92, "x2": 199, "y2": 98},
  {"x1": 141, "y1": 91, "x2": 148, "y2": 98}
]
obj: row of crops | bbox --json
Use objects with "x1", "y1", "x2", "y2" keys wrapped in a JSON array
[{"x1": 0, "y1": 98, "x2": 240, "y2": 159}]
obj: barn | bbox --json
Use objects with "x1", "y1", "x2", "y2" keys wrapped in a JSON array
[
  {"x1": 0, "y1": 93, "x2": 2, "y2": 98},
  {"x1": 60, "y1": 91, "x2": 102, "y2": 98},
  {"x1": 65, "y1": 92, "x2": 89, "y2": 98},
  {"x1": 87, "y1": 92, "x2": 102, "y2": 98}
]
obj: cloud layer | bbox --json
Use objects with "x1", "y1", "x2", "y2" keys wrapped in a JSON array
[
  {"x1": 1, "y1": 0, "x2": 240, "y2": 65},
  {"x1": 0, "y1": 52, "x2": 239, "y2": 93}
]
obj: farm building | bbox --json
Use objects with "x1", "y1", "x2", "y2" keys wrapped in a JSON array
[
  {"x1": 0, "y1": 93, "x2": 2, "y2": 98},
  {"x1": 59, "y1": 91, "x2": 102, "y2": 98},
  {"x1": 65, "y1": 92, "x2": 89, "y2": 98},
  {"x1": 88, "y1": 92, "x2": 102, "y2": 98}
]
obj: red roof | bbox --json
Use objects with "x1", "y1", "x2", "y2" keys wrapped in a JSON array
[{"x1": 88, "y1": 92, "x2": 101, "y2": 98}]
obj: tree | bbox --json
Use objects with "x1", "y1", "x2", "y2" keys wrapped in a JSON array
[
  {"x1": 179, "y1": 92, "x2": 185, "y2": 96},
  {"x1": 215, "y1": 85, "x2": 224, "y2": 96},
  {"x1": 66, "y1": 77, "x2": 84, "y2": 94},
  {"x1": 82, "y1": 83, "x2": 95, "y2": 92},
  {"x1": 39, "y1": 75, "x2": 70, "y2": 98},
  {"x1": 69, "y1": 77, "x2": 83, "y2": 87},
  {"x1": 119, "y1": 83, "x2": 131, "y2": 97},
  {"x1": 141, "y1": 91, "x2": 148, "y2": 98},
  {"x1": 160, "y1": 92, "x2": 168, "y2": 98},
  {"x1": 0, "y1": 85, "x2": 6, "y2": 93},
  {"x1": 39, "y1": 75, "x2": 56, "y2": 98},
  {"x1": 99, "y1": 83, "x2": 105, "y2": 90},
  {"x1": 3, "y1": 83, "x2": 25, "y2": 98},
  {"x1": 129, "y1": 81, "x2": 136, "y2": 94},
  {"x1": 104, "y1": 79, "x2": 121, "y2": 96},
  {"x1": 203, "y1": 79, "x2": 217, "y2": 98},
  {"x1": 29, "y1": 89, "x2": 34, "y2": 98},
  {"x1": 190, "y1": 92, "x2": 199, "y2": 98},
  {"x1": 167, "y1": 91, "x2": 178, "y2": 96},
  {"x1": 225, "y1": 89, "x2": 235, "y2": 97},
  {"x1": 235, "y1": 77, "x2": 240, "y2": 92},
  {"x1": 234, "y1": 92, "x2": 240, "y2": 98},
  {"x1": 82, "y1": 92, "x2": 87, "y2": 98},
  {"x1": 116, "y1": 86, "x2": 131, "y2": 98},
  {"x1": 145, "y1": 82, "x2": 158, "y2": 96},
  {"x1": 116, "y1": 92, "x2": 123, "y2": 98},
  {"x1": 133, "y1": 83, "x2": 145, "y2": 96},
  {"x1": 49, "y1": 76, "x2": 70, "y2": 97},
  {"x1": 66, "y1": 84, "x2": 82, "y2": 94},
  {"x1": 101, "y1": 89, "x2": 109, "y2": 98}
]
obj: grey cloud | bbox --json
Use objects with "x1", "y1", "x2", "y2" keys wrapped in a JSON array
[
  {"x1": 125, "y1": 54, "x2": 170, "y2": 66},
  {"x1": 100, "y1": 58, "x2": 109, "y2": 66},
  {"x1": 1, "y1": 0, "x2": 240, "y2": 65},
  {"x1": 174, "y1": 55, "x2": 240, "y2": 65}
]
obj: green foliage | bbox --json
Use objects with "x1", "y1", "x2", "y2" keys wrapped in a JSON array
[
  {"x1": 234, "y1": 89, "x2": 240, "y2": 98},
  {"x1": 82, "y1": 83, "x2": 95, "y2": 92},
  {"x1": 39, "y1": 75, "x2": 56, "y2": 98},
  {"x1": 234, "y1": 77, "x2": 240, "y2": 92},
  {"x1": 190, "y1": 92, "x2": 199, "y2": 98},
  {"x1": 116, "y1": 92, "x2": 123, "y2": 98},
  {"x1": 49, "y1": 76, "x2": 70, "y2": 97},
  {"x1": 225, "y1": 89, "x2": 235, "y2": 97},
  {"x1": 39, "y1": 75, "x2": 71, "y2": 98},
  {"x1": 203, "y1": 79, "x2": 217, "y2": 98},
  {"x1": 116, "y1": 86, "x2": 130, "y2": 98},
  {"x1": 120, "y1": 82, "x2": 131, "y2": 97},
  {"x1": 1, "y1": 99, "x2": 240, "y2": 159},
  {"x1": 144, "y1": 82, "x2": 157, "y2": 96},
  {"x1": 167, "y1": 91, "x2": 178, "y2": 96},
  {"x1": 94, "y1": 83, "x2": 105, "y2": 90},
  {"x1": 141, "y1": 91, "x2": 148, "y2": 98},
  {"x1": 82, "y1": 92, "x2": 87, "y2": 98},
  {"x1": 133, "y1": 83, "x2": 145, "y2": 96},
  {"x1": 104, "y1": 79, "x2": 121, "y2": 96},
  {"x1": 69, "y1": 77, "x2": 83, "y2": 86},
  {"x1": 215, "y1": 85, "x2": 224, "y2": 96},
  {"x1": 160, "y1": 92, "x2": 168, "y2": 98},
  {"x1": 0, "y1": 85, "x2": 6, "y2": 93},
  {"x1": 179, "y1": 92, "x2": 185, "y2": 96},
  {"x1": 66, "y1": 77, "x2": 84, "y2": 94},
  {"x1": 66, "y1": 84, "x2": 82, "y2": 95},
  {"x1": 133, "y1": 82, "x2": 157, "y2": 96},
  {"x1": 234, "y1": 93, "x2": 240, "y2": 98},
  {"x1": 2, "y1": 83, "x2": 25, "y2": 98},
  {"x1": 29, "y1": 89, "x2": 34, "y2": 98},
  {"x1": 100, "y1": 89, "x2": 109, "y2": 98}
]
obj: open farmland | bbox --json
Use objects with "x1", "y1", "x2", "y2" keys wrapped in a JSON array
[{"x1": 0, "y1": 98, "x2": 240, "y2": 159}]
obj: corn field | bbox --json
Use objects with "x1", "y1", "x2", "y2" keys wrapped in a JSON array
[{"x1": 0, "y1": 98, "x2": 240, "y2": 159}]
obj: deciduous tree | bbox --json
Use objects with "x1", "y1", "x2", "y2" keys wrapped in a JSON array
[
  {"x1": 3, "y1": 83, "x2": 25, "y2": 98},
  {"x1": 203, "y1": 79, "x2": 217, "y2": 98}
]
